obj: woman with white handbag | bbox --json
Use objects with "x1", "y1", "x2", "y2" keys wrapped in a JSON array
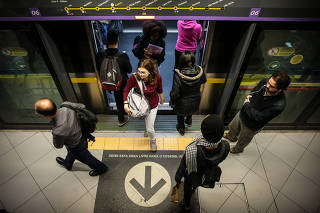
[{"x1": 123, "y1": 59, "x2": 165, "y2": 152}]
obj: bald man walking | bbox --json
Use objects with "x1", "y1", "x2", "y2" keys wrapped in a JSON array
[{"x1": 35, "y1": 98, "x2": 108, "y2": 176}]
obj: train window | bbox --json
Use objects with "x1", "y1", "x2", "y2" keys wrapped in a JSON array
[
  {"x1": 306, "y1": 105, "x2": 320, "y2": 123},
  {"x1": 41, "y1": 22, "x2": 95, "y2": 74},
  {"x1": 227, "y1": 26, "x2": 320, "y2": 124},
  {"x1": 0, "y1": 26, "x2": 63, "y2": 123}
]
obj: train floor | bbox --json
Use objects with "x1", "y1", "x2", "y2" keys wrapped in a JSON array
[{"x1": 0, "y1": 130, "x2": 319, "y2": 213}]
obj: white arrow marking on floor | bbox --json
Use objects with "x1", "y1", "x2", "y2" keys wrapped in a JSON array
[{"x1": 124, "y1": 161, "x2": 171, "y2": 207}]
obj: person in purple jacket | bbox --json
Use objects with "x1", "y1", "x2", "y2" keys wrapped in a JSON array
[{"x1": 175, "y1": 20, "x2": 202, "y2": 68}]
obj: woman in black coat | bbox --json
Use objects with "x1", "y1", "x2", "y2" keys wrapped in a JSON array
[{"x1": 170, "y1": 51, "x2": 207, "y2": 135}]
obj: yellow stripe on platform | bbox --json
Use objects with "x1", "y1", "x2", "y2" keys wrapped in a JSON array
[
  {"x1": 206, "y1": 78, "x2": 225, "y2": 84},
  {"x1": 88, "y1": 137, "x2": 194, "y2": 151},
  {"x1": 240, "y1": 81, "x2": 320, "y2": 87},
  {"x1": 70, "y1": 78, "x2": 97, "y2": 83}
]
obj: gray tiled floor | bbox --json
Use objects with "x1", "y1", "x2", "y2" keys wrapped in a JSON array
[{"x1": 0, "y1": 130, "x2": 319, "y2": 213}]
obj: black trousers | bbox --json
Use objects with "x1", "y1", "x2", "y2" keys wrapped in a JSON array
[
  {"x1": 114, "y1": 88, "x2": 125, "y2": 122},
  {"x1": 177, "y1": 115, "x2": 192, "y2": 130},
  {"x1": 174, "y1": 49, "x2": 183, "y2": 69},
  {"x1": 183, "y1": 176, "x2": 197, "y2": 208},
  {"x1": 64, "y1": 139, "x2": 107, "y2": 173},
  {"x1": 103, "y1": 88, "x2": 126, "y2": 122}
]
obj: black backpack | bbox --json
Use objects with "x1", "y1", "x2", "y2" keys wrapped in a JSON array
[
  {"x1": 60, "y1": 104, "x2": 98, "y2": 142},
  {"x1": 100, "y1": 54, "x2": 123, "y2": 91}
]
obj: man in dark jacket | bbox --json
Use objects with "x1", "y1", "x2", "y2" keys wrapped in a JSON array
[
  {"x1": 175, "y1": 115, "x2": 230, "y2": 212},
  {"x1": 97, "y1": 28, "x2": 132, "y2": 127},
  {"x1": 35, "y1": 98, "x2": 108, "y2": 176},
  {"x1": 224, "y1": 70, "x2": 291, "y2": 154}
]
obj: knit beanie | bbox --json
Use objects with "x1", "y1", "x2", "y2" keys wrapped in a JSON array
[{"x1": 201, "y1": 114, "x2": 225, "y2": 144}]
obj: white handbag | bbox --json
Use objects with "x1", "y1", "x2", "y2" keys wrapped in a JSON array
[{"x1": 127, "y1": 74, "x2": 150, "y2": 118}]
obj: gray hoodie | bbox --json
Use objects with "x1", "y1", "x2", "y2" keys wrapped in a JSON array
[{"x1": 52, "y1": 102, "x2": 85, "y2": 149}]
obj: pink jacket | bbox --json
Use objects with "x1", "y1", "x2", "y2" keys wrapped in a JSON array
[{"x1": 175, "y1": 20, "x2": 202, "y2": 52}]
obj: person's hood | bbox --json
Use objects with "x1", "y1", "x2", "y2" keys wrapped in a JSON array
[
  {"x1": 174, "y1": 65, "x2": 203, "y2": 86},
  {"x1": 180, "y1": 20, "x2": 198, "y2": 29},
  {"x1": 105, "y1": 48, "x2": 119, "y2": 56},
  {"x1": 200, "y1": 140, "x2": 230, "y2": 166}
]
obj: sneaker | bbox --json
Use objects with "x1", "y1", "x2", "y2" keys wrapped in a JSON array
[
  {"x1": 178, "y1": 129, "x2": 185, "y2": 136},
  {"x1": 223, "y1": 132, "x2": 237, "y2": 142},
  {"x1": 230, "y1": 147, "x2": 243, "y2": 154},
  {"x1": 185, "y1": 120, "x2": 192, "y2": 128},
  {"x1": 89, "y1": 166, "x2": 108, "y2": 176},
  {"x1": 176, "y1": 124, "x2": 185, "y2": 136},
  {"x1": 118, "y1": 117, "x2": 129, "y2": 127},
  {"x1": 144, "y1": 131, "x2": 148, "y2": 137},
  {"x1": 56, "y1": 157, "x2": 66, "y2": 168},
  {"x1": 151, "y1": 140, "x2": 157, "y2": 152}
]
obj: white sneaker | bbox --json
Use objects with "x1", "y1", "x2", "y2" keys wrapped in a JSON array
[
  {"x1": 144, "y1": 131, "x2": 148, "y2": 137},
  {"x1": 151, "y1": 140, "x2": 157, "y2": 152}
]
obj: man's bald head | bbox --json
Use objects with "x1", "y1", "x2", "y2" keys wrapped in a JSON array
[{"x1": 35, "y1": 98, "x2": 57, "y2": 117}]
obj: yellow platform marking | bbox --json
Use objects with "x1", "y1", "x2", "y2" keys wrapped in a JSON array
[
  {"x1": 207, "y1": 78, "x2": 225, "y2": 84},
  {"x1": 88, "y1": 137, "x2": 194, "y2": 151},
  {"x1": 163, "y1": 137, "x2": 179, "y2": 150},
  {"x1": 103, "y1": 137, "x2": 120, "y2": 150},
  {"x1": 70, "y1": 77, "x2": 97, "y2": 83}
]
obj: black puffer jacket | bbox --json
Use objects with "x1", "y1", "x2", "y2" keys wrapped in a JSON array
[{"x1": 170, "y1": 66, "x2": 206, "y2": 116}]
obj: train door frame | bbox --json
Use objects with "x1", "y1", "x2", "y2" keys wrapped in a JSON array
[
  {"x1": 36, "y1": 23, "x2": 78, "y2": 102},
  {"x1": 39, "y1": 21, "x2": 106, "y2": 114}
]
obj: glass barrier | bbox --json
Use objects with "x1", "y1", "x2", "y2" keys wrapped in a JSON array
[
  {"x1": 0, "y1": 27, "x2": 63, "y2": 123},
  {"x1": 227, "y1": 29, "x2": 320, "y2": 124}
]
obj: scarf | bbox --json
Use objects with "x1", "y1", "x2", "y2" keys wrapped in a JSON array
[{"x1": 185, "y1": 135, "x2": 221, "y2": 175}]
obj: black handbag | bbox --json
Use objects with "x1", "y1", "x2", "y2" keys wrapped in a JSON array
[{"x1": 201, "y1": 166, "x2": 222, "y2": 188}]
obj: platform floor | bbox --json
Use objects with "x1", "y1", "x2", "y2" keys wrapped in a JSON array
[{"x1": 0, "y1": 130, "x2": 320, "y2": 213}]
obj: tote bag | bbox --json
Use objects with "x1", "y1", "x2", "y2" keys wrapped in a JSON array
[{"x1": 127, "y1": 74, "x2": 150, "y2": 118}]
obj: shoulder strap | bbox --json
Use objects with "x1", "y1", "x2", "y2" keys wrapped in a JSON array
[
  {"x1": 60, "y1": 104, "x2": 96, "y2": 142},
  {"x1": 133, "y1": 74, "x2": 146, "y2": 98},
  {"x1": 60, "y1": 104, "x2": 75, "y2": 111}
]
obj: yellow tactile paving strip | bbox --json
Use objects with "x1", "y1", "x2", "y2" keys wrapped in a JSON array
[{"x1": 88, "y1": 137, "x2": 194, "y2": 151}]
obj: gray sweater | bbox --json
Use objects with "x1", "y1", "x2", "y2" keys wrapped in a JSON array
[{"x1": 52, "y1": 102, "x2": 85, "y2": 149}]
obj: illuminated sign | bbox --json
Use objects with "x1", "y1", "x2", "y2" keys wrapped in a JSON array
[{"x1": 0, "y1": 0, "x2": 319, "y2": 21}]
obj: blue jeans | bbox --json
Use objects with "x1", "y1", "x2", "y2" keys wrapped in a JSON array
[{"x1": 64, "y1": 139, "x2": 107, "y2": 173}]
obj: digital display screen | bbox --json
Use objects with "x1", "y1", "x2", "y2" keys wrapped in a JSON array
[{"x1": 0, "y1": 0, "x2": 320, "y2": 21}]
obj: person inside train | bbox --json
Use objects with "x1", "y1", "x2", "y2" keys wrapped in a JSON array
[
  {"x1": 175, "y1": 20, "x2": 202, "y2": 69},
  {"x1": 170, "y1": 51, "x2": 207, "y2": 135},
  {"x1": 123, "y1": 59, "x2": 165, "y2": 152},
  {"x1": 175, "y1": 114, "x2": 230, "y2": 212},
  {"x1": 132, "y1": 20, "x2": 167, "y2": 67},
  {"x1": 34, "y1": 98, "x2": 108, "y2": 176},
  {"x1": 97, "y1": 28, "x2": 132, "y2": 127},
  {"x1": 224, "y1": 70, "x2": 291, "y2": 153}
]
